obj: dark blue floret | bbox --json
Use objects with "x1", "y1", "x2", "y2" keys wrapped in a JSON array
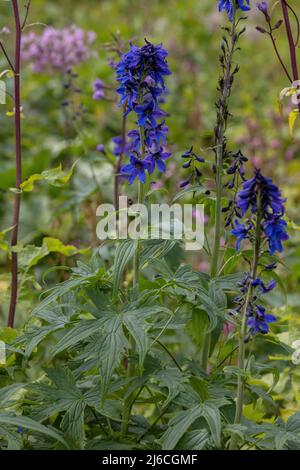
[
  {"x1": 247, "y1": 304, "x2": 276, "y2": 335},
  {"x1": 251, "y1": 278, "x2": 276, "y2": 293},
  {"x1": 145, "y1": 147, "x2": 171, "y2": 174},
  {"x1": 121, "y1": 154, "x2": 150, "y2": 184},
  {"x1": 264, "y1": 217, "x2": 289, "y2": 255},
  {"x1": 231, "y1": 220, "x2": 249, "y2": 250},
  {"x1": 218, "y1": 0, "x2": 251, "y2": 21}
]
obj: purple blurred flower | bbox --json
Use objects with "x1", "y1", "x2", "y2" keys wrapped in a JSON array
[
  {"x1": 93, "y1": 78, "x2": 104, "y2": 100},
  {"x1": 21, "y1": 25, "x2": 96, "y2": 73}
]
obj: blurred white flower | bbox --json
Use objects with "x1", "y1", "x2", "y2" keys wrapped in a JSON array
[{"x1": 291, "y1": 340, "x2": 300, "y2": 365}]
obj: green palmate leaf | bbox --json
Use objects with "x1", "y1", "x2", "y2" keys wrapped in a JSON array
[
  {"x1": 123, "y1": 304, "x2": 168, "y2": 356},
  {"x1": 0, "y1": 425, "x2": 22, "y2": 450},
  {"x1": 87, "y1": 439, "x2": 136, "y2": 450},
  {"x1": 0, "y1": 384, "x2": 25, "y2": 409},
  {"x1": 0, "y1": 414, "x2": 68, "y2": 447},
  {"x1": 197, "y1": 285, "x2": 221, "y2": 332},
  {"x1": 186, "y1": 309, "x2": 210, "y2": 347},
  {"x1": 95, "y1": 316, "x2": 128, "y2": 394},
  {"x1": 31, "y1": 272, "x2": 98, "y2": 315},
  {"x1": 200, "y1": 402, "x2": 221, "y2": 448},
  {"x1": 46, "y1": 368, "x2": 81, "y2": 398},
  {"x1": 61, "y1": 400, "x2": 86, "y2": 449},
  {"x1": 27, "y1": 368, "x2": 88, "y2": 447},
  {"x1": 177, "y1": 429, "x2": 210, "y2": 450},
  {"x1": 287, "y1": 412, "x2": 300, "y2": 434},
  {"x1": 189, "y1": 377, "x2": 209, "y2": 401},
  {"x1": 155, "y1": 368, "x2": 185, "y2": 408},
  {"x1": 209, "y1": 282, "x2": 227, "y2": 309},
  {"x1": 113, "y1": 240, "x2": 135, "y2": 296},
  {"x1": 21, "y1": 325, "x2": 65, "y2": 359},
  {"x1": 123, "y1": 312, "x2": 149, "y2": 368},
  {"x1": 275, "y1": 431, "x2": 290, "y2": 450},
  {"x1": 160, "y1": 401, "x2": 222, "y2": 450},
  {"x1": 140, "y1": 239, "x2": 178, "y2": 268},
  {"x1": 214, "y1": 273, "x2": 243, "y2": 291},
  {"x1": 172, "y1": 185, "x2": 208, "y2": 202},
  {"x1": 160, "y1": 406, "x2": 202, "y2": 450},
  {"x1": 50, "y1": 319, "x2": 104, "y2": 358}
]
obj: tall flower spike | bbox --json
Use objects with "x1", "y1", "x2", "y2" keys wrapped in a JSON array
[
  {"x1": 116, "y1": 39, "x2": 172, "y2": 184},
  {"x1": 232, "y1": 169, "x2": 289, "y2": 255}
]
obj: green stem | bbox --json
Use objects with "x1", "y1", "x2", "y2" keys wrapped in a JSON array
[
  {"x1": 121, "y1": 335, "x2": 136, "y2": 435},
  {"x1": 202, "y1": 8, "x2": 238, "y2": 371},
  {"x1": 133, "y1": 181, "x2": 143, "y2": 292},
  {"x1": 122, "y1": 131, "x2": 145, "y2": 434},
  {"x1": 229, "y1": 206, "x2": 261, "y2": 450}
]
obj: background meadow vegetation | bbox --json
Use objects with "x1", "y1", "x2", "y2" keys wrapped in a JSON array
[{"x1": 0, "y1": 0, "x2": 300, "y2": 450}]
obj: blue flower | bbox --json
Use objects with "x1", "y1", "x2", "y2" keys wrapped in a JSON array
[
  {"x1": 231, "y1": 220, "x2": 250, "y2": 250},
  {"x1": 257, "y1": 1, "x2": 269, "y2": 15},
  {"x1": 115, "y1": 39, "x2": 171, "y2": 111},
  {"x1": 96, "y1": 144, "x2": 106, "y2": 154},
  {"x1": 115, "y1": 40, "x2": 171, "y2": 185},
  {"x1": 251, "y1": 278, "x2": 277, "y2": 293},
  {"x1": 127, "y1": 130, "x2": 141, "y2": 152},
  {"x1": 179, "y1": 147, "x2": 205, "y2": 188},
  {"x1": 247, "y1": 304, "x2": 276, "y2": 335},
  {"x1": 134, "y1": 97, "x2": 161, "y2": 128},
  {"x1": 233, "y1": 169, "x2": 289, "y2": 255},
  {"x1": 237, "y1": 169, "x2": 285, "y2": 217},
  {"x1": 264, "y1": 217, "x2": 289, "y2": 255},
  {"x1": 145, "y1": 120, "x2": 169, "y2": 147},
  {"x1": 110, "y1": 136, "x2": 131, "y2": 157},
  {"x1": 121, "y1": 154, "x2": 150, "y2": 184},
  {"x1": 227, "y1": 150, "x2": 248, "y2": 189},
  {"x1": 145, "y1": 147, "x2": 171, "y2": 174},
  {"x1": 218, "y1": 0, "x2": 251, "y2": 21}
]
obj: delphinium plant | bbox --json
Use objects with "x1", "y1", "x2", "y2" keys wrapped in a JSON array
[
  {"x1": 1, "y1": 0, "x2": 299, "y2": 452},
  {"x1": 228, "y1": 167, "x2": 288, "y2": 449}
]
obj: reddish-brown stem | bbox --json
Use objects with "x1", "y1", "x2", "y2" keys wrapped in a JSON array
[
  {"x1": 280, "y1": 0, "x2": 300, "y2": 113},
  {"x1": 114, "y1": 109, "x2": 127, "y2": 212},
  {"x1": 8, "y1": 0, "x2": 22, "y2": 328}
]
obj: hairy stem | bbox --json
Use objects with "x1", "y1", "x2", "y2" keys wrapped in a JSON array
[
  {"x1": 8, "y1": 0, "x2": 23, "y2": 328},
  {"x1": 122, "y1": 138, "x2": 145, "y2": 433},
  {"x1": 229, "y1": 206, "x2": 261, "y2": 450},
  {"x1": 114, "y1": 109, "x2": 127, "y2": 212},
  {"x1": 202, "y1": 9, "x2": 238, "y2": 370}
]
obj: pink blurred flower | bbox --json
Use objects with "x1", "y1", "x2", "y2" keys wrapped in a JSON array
[{"x1": 223, "y1": 321, "x2": 235, "y2": 336}]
